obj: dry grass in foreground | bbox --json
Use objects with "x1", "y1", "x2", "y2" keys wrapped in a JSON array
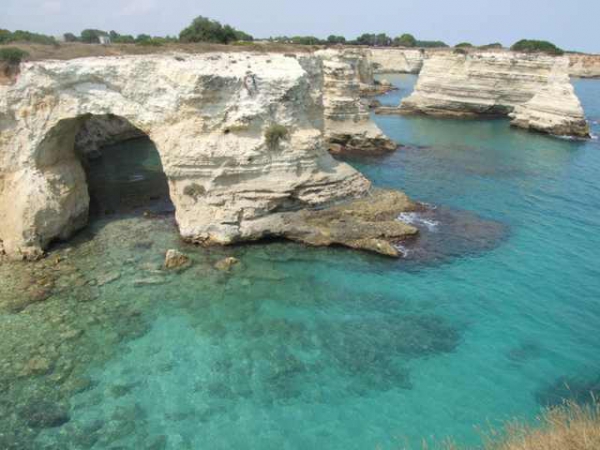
[{"x1": 442, "y1": 399, "x2": 600, "y2": 450}]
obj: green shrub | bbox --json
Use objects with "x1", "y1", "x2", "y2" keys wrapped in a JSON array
[
  {"x1": 511, "y1": 39, "x2": 564, "y2": 55},
  {"x1": 265, "y1": 124, "x2": 289, "y2": 148},
  {"x1": 480, "y1": 42, "x2": 503, "y2": 49},
  {"x1": 80, "y1": 29, "x2": 108, "y2": 44},
  {"x1": 179, "y1": 16, "x2": 252, "y2": 44},
  {"x1": 416, "y1": 40, "x2": 449, "y2": 48},
  {"x1": 0, "y1": 30, "x2": 56, "y2": 45},
  {"x1": 393, "y1": 33, "x2": 417, "y2": 47},
  {"x1": 0, "y1": 47, "x2": 29, "y2": 64},
  {"x1": 455, "y1": 42, "x2": 473, "y2": 48}
]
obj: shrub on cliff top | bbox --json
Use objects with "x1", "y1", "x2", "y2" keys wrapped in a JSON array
[
  {"x1": 265, "y1": 124, "x2": 289, "y2": 148},
  {"x1": 179, "y1": 16, "x2": 253, "y2": 44},
  {"x1": 0, "y1": 29, "x2": 56, "y2": 45},
  {"x1": 480, "y1": 42, "x2": 503, "y2": 50},
  {"x1": 0, "y1": 47, "x2": 29, "y2": 64},
  {"x1": 511, "y1": 39, "x2": 564, "y2": 56},
  {"x1": 393, "y1": 33, "x2": 417, "y2": 47},
  {"x1": 455, "y1": 42, "x2": 473, "y2": 48}
]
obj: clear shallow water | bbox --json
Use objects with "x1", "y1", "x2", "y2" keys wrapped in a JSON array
[{"x1": 1, "y1": 75, "x2": 600, "y2": 450}]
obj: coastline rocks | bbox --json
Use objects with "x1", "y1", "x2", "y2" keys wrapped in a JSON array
[
  {"x1": 236, "y1": 189, "x2": 419, "y2": 258},
  {"x1": 317, "y1": 49, "x2": 397, "y2": 156},
  {"x1": 397, "y1": 51, "x2": 589, "y2": 137},
  {"x1": 369, "y1": 48, "x2": 426, "y2": 74},
  {"x1": 568, "y1": 53, "x2": 600, "y2": 78},
  {"x1": 75, "y1": 115, "x2": 146, "y2": 158},
  {"x1": 0, "y1": 53, "x2": 371, "y2": 259},
  {"x1": 510, "y1": 79, "x2": 590, "y2": 138},
  {"x1": 164, "y1": 249, "x2": 191, "y2": 270}
]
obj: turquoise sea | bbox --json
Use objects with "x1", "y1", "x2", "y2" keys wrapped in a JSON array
[{"x1": 1, "y1": 74, "x2": 599, "y2": 450}]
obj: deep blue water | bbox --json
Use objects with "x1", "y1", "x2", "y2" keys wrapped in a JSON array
[{"x1": 18, "y1": 75, "x2": 600, "y2": 449}]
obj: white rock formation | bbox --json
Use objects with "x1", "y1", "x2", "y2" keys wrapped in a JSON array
[
  {"x1": 0, "y1": 53, "x2": 373, "y2": 259},
  {"x1": 75, "y1": 115, "x2": 146, "y2": 157},
  {"x1": 317, "y1": 49, "x2": 397, "y2": 155},
  {"x1": 369, "y1": 48, "x2": 426, "y2": 74},
  {"x1": 568, "y1": 53, "x2": 600, "y2": 78},
  {"x1": 395, "y1": 51, "x2": 589, "y2": 137}
]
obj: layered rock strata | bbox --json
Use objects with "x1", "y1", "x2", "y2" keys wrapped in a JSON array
[
  {"x1": 0, "y1": 53, "x2": 386, "y2": 259},
  {"x1": 568, "y1": 53, "x2": 600, "y2": 78},
  {"x1": 317, "y1": 49, "x2": 397, "y2": 156},
  {"x1": 369, "y1": 48, "x2": 426, "y2": 74},
  {"x1": 391, "y1": 51, "x2": 589, "y2": 137}
]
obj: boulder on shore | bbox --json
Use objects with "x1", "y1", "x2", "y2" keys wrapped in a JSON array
[{"x1": 164, "y1": 249, "x2": 191, "y2": 270}]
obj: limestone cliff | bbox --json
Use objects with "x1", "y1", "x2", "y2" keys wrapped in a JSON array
[
  {"x1": 317, "y1": 49, "x2": 397, "y2": 155},
  {"x1": 393, "y1": 51, "x2": 589, "y2": 137},
  {"x1": 0, "y1": 53, "x2": 384, "y2": 259},
  {"x1": 369, "y1": 48, "x2": 426, "y2": 74},
  {"x1": 568, "y1": 53, "x2": 600, "y2": 78}
]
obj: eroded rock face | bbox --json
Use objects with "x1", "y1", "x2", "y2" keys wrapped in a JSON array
[
  {"x1": 568, "y1": 53, "x2": 600, "y2": 79},
  {"x1": 0, "y1": 53, "x2": 371, "y2": 259},
  {"x1": 369, "y1": 48, "x2": 426, "y2": 74},
  {"x1": 317, "y1": 49, "x2": 397, "y2": 156},
  {"x1": 394, "y1": 51, "x2": 589, "y2": 137},
  {"x1": 75, "y1": 115, "x2": 146, "y2": 157}
]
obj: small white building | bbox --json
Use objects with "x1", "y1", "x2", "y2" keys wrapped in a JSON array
[{"x1": 98, "y1": 35, "x2": 111, "y2": 45}]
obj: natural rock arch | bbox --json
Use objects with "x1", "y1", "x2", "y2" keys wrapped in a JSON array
[{"x1": 0, "y1": 53, "x2": 370, "y2": 259}]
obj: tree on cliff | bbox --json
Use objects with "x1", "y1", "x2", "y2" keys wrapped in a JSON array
[
  {"x1": 179, "y1": 16, "x2": 253, "y2": 44},
  {"x1": 511, "y1": 39, "x2": 564, "y2": 56},
  {"x1": 80, "y1": 29, "x2": 108, "y2": 44},
  {"x1": 63, "y1": 33, "x2": 79, "y2": 42},
  {"x1": 355, "y1": 33, "x2": 392, "y2": 46},
  {"x1": 327, "y1": 35, "x2": 346, "y2": 45},
  {"x1": 393, "y1": 33, "x2": 417, "y2": 47}
]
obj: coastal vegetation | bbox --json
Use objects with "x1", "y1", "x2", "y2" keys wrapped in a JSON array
[
  {"x1": 0, "y1": 47, "x2": 29, "y2": 64},
  {"x1": 264, "y1": 124, "x2": 289, "y2": 148},
  {"x1": 179, "y1": 16, "x2": 253, "y2": 44},
  {"x1": 0, "y1": 29, "x2": 56, "y2": 45},
  {"x1": 511, "y1": 39, "x2": 564, "y2": 56},
  {"x1": 455, "y1": 42, "x2": 473, "y2": 48},
  {"x1": 471, "y1": 400, "x2": 600, "y2": 450}
]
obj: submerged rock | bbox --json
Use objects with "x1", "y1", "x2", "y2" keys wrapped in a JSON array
[
  {"x1": 214, "y1": 257, "x2": 240, "y2": 271},
  {"x1": 164, "y1": 249, "x2": 191, "y2": 270},
  {"x1": 19, "y1": 399, "x2": 70, "y2": 428}
]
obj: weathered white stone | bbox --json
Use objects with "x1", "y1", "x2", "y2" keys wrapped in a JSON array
[
  {"x1": 317, "y1": 49, "x2": 397, "y2": 155},
  {"x1": 568, "y1": 53, "x2": 600, "y2": 79},
  {"x1": 0, "y1": 53, "x2": 371, "y2": 259},
  {"x1": 369, "y1": 48, "x2": 426, "y2": 74},
  {"x1": 395, "y1": 51, "x2": 589, "y2": 137}
]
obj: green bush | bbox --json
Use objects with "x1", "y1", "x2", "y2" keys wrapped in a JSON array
[
  {"x1": 480, "y1": 42, "x2": 503, "y2": 49},
  {"x1": 511, "y1": 39, "x2": 564, "y2": 55},
  {"x1": 80, "y1": 29, "x2": 108, "y2": 43},
  {"x1": 179, "y1": 16, "x2": 252, "y2": 44},
  {"x1": 265, "y1": 124, "x2": 289, "y2": 148},
  {"x1": 0, "y1": 29, "x2": 56, "y2": 45},
  {"x1": 455, "y1": 42, "x2": 473, "y2": 48},
  {"x1": 393, "y1": 33, "x2": 417, "y2": 47},
  {"x1": 0, "y1": 47, "x2": 29, "y2": 64},
  {"x1": 416, "y1": 40, "x2": 449, "y2": 48}
]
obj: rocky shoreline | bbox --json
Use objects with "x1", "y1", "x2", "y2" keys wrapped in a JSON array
[{"x1": 376, "y1": 51, "x2": 590, "y2": 138}]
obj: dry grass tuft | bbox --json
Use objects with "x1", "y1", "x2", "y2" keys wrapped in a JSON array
[{"x1": 481, "y1": 400, "x2": 600, "y2": 450}]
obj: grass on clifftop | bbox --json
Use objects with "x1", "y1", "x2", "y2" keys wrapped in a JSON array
[{"x1": 437, "y1": 400, "x2": 600, "y2": 450}]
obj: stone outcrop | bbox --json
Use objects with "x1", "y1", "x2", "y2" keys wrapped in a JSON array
[
  {"x1": 0, "y1": 53, "x2": 378, "y2": 259},
  {"x1": 236, "y1": 188, "x2": 418, "y2": 257},
  {"x1": 317, "y1": 49, "x2": 397, "y2": 156},
  {"x1": 568, "y1": 53, "x2": 600, "y2": 78},
  {"x1": 389, "y1": 51, "x2": 589, "y2": 137},
  {"x1": 369, "y1": 48, "x2": 426, "y2": 74},
  {"x1": 509, "y1": 80, "x2": 590, "y2": 137}
]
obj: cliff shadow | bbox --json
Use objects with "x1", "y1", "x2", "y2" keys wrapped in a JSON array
[{"x1": 36, "y1": 114, "x2": 176, "y2": 251}]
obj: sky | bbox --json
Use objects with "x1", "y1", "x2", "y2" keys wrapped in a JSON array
[{"x1": 3, "y1": 0, "x2": 600, "y2": 53}]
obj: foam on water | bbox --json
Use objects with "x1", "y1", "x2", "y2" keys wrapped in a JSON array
[{"x1": 397, "y1": 211, "x2": 440, "y2": 231}]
